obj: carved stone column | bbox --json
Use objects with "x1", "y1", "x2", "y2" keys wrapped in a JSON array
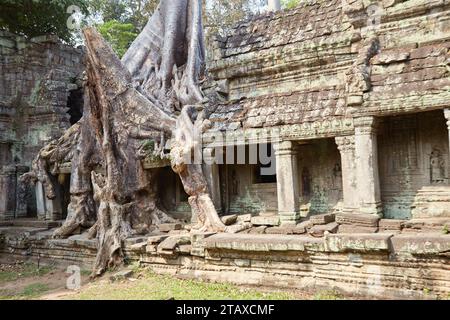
[
  {"x1": 335, "y1": 136, "x2": 359, "y2": 213},
  {"x1": 0, "y1": 165, "x2": 16, "y2": 220},
  {"x1": 444, "y1": 109, "x2": 450, "y2": 178},
  {"x1": 354, "y1": 117, "x2": 383, "y2": 216},
  {"x1": 203, "y1": 148, "x2": 222, "y2": 214},
  {"x1": 274, "y1": 141, "x2": 300, "y2": 224}
]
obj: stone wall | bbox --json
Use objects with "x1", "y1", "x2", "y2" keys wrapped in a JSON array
[
  {"x1": 1, "y1": 227, "x2": 448, "y2": 299},
  {"x1": 205, "y1": 0, "x2": 450, "y2": 138},
  {"x1": 0, "y1": 31, "x2": 84, "y2": 219}
]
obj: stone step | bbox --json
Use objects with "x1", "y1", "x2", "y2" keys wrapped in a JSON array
[{"x1": 12, "y1": 219, "x2": 63, "y2": 229}]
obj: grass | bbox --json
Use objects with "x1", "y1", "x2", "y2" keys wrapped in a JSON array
[
  {"x1": 0, "y1": 283, "x2": 51, "y2": 300},
  {"x1": 0, "y1": 263, "x2": 54, "y2": 284},
  {"x1": 21, "y1": 283, "x2": 51, "y2": 298},
  {"x1": 313, "y1": 290, "x2": 344, "y2": 300},
  {"x1": 69, "y1": 269, "x2": 295, "y2": 300}
]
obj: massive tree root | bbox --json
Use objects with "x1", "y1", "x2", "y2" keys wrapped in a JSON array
[{"x1": 23, "y1": 0, "x2": 248, "y2": 276}]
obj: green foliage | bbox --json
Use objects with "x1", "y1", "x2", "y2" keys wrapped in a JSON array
[
  {"x1": 0, "y1": 263, "x2": 54, "y2": 284},
  {"x1": 0, "y1": 0, "x2": 89, "y2": 44},
  {"x1": 313, "y1": 290, "x2": 344, "y2": 300},
  {"x1": 281, "y1": 0, "x2": 302, "y2": 9},
  {"x1": 20, "y1": 283, "x2": 50, "y2": 298},
  {"x1": 98, "y1": 20, "x2": 137, "y2": 57},
  {"x1": 89, "y1": 0, "x2": 158, "y2": 32}
]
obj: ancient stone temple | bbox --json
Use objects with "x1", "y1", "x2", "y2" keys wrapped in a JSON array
[
  {"x1": 0, "y1": 30, "x2": 84, "y2": 220},
  {"x1": 1, "y1": 0, "x2": 450, "y2": 299}
]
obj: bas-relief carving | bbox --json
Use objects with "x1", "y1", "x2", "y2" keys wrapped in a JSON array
[
  {"x1": 297, "y1": 140, "x2": 343, "y2": 216},
  {"x1": 430, "y1": 147, "x2": 446, "y2": 184},
  {"x1": 378, "y1": 111, "x2": 450, "y2": 219}
]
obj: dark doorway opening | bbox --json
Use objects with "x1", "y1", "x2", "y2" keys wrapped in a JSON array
[{"x1": 67, "y1": 88, "x2": 84, "y2": 125}]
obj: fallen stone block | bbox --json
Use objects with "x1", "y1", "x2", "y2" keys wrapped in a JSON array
[
  {"x1": 129, "y1": 242, "x2": 147, "y2": 252},
  {"x1": 248, "y1": 226, "x2": 267, "y2": 234},
  {"x1": 326, "y1": 233, "x2": 393, "y2": 252},
  {"x1": 221, "y1": 214, "x2": 238, "y2": 226},
  {"x1": 110, "y1": 270, "x2": 134, "y2": 282},
  {"x1": 336, "y1": 213, "x2": 380, "y2": 227},
  {"x1": 390, "y1": 234, "x2": 450, "y2": 255},
  {"x1": 147, "y1": 235, "x2": 169, "y2": 245},
  {"x1": 226, "y1": 222, "x2": 252, "y2": 234},
  {"x1": 158, "y1": 235, "x2": 191, "y2": 251},
  {"x1": 237, "y1": 214, "x2": 252, "y2": 223},
  {"x1": 338, "y1": 224, "x2": 378, "y2": 234},
  {"x1": 309, "y1": 222, "x2": 339, "y2": 238},
  {"x1": 124, "y1": 237, "x2": 148, "y2": 246},
  {"x1": 158, "y1": 223, "x2": 182, "y2": 232},
  {"x1": 310, "y1": 213, "x2": 335, "y2": 225},
  {"x1": 191, "y1": 232, "x2": 216, "y2": 244},
  {"x1": 251, "y1": 215, "x2": 280, "y2": 226},
  {"x1": 296, "y1": 220, "x2": 313, "y2": 231}
]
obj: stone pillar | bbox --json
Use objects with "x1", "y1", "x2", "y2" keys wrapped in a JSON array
[
  {"x1": 354, "y1": 117, "x2": 383, "y2": 216},
  {"x1": 0, "y1": 166, "x2": 17, "y2": 220},
  {"x1": 35, "y1": 181, "x2": 47, "y2": 220},
  {"x1": 35, "y1": 180, "x2": 63, "y2": 221},
  {"x1": 203, "y1": 148, "x2": 222, "y2": 214},
  {"x1": 443, "y1": 108, "x2": 450, "y2": 178},
  {"x1": 15, "y1": 165, "x2": 29, "y2": 218},
  {"x1": 335, "y1": 136, "x2": 359, "y2": 213},
  {"x1": 274, "y1": 141, "x2": 300, "y2": 224}
]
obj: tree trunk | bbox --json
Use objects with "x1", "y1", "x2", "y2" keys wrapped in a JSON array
[{"x1": 23, "y1": 0, "x2": 248, "y2": 277}]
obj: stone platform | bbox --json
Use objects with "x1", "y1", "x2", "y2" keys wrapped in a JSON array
[{"x1": 0, "y1": 221, "x2": 449, "y2": 299}]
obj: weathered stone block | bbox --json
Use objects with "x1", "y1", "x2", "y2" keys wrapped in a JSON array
[
  {"x1": 265, "y1": 227, "x2": 295, "y2": 235},
  {"x1": 338, "y1": 224, "x2": 378, "y2": 234},
  {"x1": 336, "y1": 213, "x2": 380, "y2": 227},
  {"x1": 248, "y1": 226, "x2": 267, "y2": 234},
  {"x1": 221, "y1": 214, "x2": 238, "y2": 226},
  {"x1": 110, "y1": 270, "x2": 133, "y2": 282},
  {"x1": 177, "y1": 244, "x2": 192, "y2": 254},
  {"x1": 147, "y1": 234, "x2": 169, "y2": 245},
  {"x1": 379, "y1": 219, "x2": 404, "y2": 231},
  {"x1": 124, "y1": 237, "x2": 148, "y2": 246},
  {"x1": 204, "y1": 234, "x2": 317, "y2": 252},
  {"x1": 251, "y1": 215, "x2": 280, "y2": 226},
  {"x1": 237, "y1": 214, "x2": 252, "y2": 223},
  {"x1": 309, "y1": 222, "x2": 339, "y2": 238},
  {"x1": 158, "y1": 223, "x2": 182, "y2": 232},
  {"x1": 391, "y1": 235, "x2": 450, "y2": 255},
  {"x1": 326, "y1": 233, "x2": 393, "y2": 252},
  {"x1": 310, "y1": 213, "x2": 336, "y2": 225}
]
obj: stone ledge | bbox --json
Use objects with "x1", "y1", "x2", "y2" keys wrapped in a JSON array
[
  {"x1": 390, "y1": 234, "x2": 450, "y2": 255},
  {"x1": 204, "y1": 234, "x2": 323, "y2": 252},
  {"x1": 326, "y1": 233, "x2": 393, "y2": 252}
]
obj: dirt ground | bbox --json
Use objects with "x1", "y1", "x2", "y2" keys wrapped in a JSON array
[{"x1": 0, "y1": 262, "x2": 364, "y2": 300}]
